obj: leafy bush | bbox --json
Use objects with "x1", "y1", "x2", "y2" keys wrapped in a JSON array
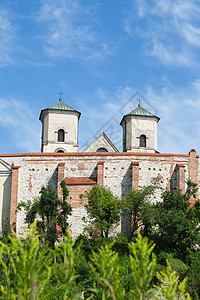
[{"x1": 0, "y1": 224, "x2": 192, "y2": 299}]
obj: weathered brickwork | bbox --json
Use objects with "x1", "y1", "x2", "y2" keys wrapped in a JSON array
[
  {"x1": 10, "y1": 166, "x2": 20, "y2": 232},
  {"x1": 0, "y1": 150, "x2": 198, "y2": 237},
  {"x1": 177, "y1": 164, "x2": 186, "y2": 193},
  {"x1": 188, "y1": 149, "x2": 199, "y2": 205},
  {"x1": 97, "y1": 161, "x2": 104, "y2": 186},
  {"x1": 57, "y1": 162, "x2": 65, "y2": 200},
  {"x1": 132, "y1": 161, "x2": 139, "y2": 190}
]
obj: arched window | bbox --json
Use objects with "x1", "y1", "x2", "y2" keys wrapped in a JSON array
[
  {"x1": 97, "y1": 147, "x2": 108, "y2": 152},
  {"x1": 140, "y1": 135, "x2": 146, "y2": 147},
  {"x1": 58, "y1": 129, "x2": 65, "y2": 142},
  {"x1": 57, "y1": 150, "x2": 64, "y2": 153}
]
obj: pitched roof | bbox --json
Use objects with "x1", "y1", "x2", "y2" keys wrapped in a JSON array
[
  {"x1": 39, "y1": 98, "x2": 81, "y2": 121},
  {"x1": 83, "y1": 132, "x2": 119, "y2": 153},
  {"x1": 48, "y1": 98, "x2": 77, "y2": 111},
  {"x1": 128, "y1": 105, "x2": 156, "y2": 117},
  {"x1": 120, "y1": 104, "x2": 160, "y2": 125}
]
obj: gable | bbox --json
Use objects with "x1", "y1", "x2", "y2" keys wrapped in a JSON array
[
  {"x1": 0, "y1": 159, "x2": 12, "y2": 174},
  {"x1": 84, "y1": 132, "x2": 118, "y2": 153}
]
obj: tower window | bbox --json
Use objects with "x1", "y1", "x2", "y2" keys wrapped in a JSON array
[
  {"x1": 58, "y1": 129, "x2": 65, "y2": 142},
  {"x1": 140, "y1": 135, "x2": 146, "y2": 147}
]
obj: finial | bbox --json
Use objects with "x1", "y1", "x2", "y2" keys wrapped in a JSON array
[
  {"x1": 58, "y1": 91, "x2": 64, "y2": 101},
  {"x1": 137, "y1": 97, "x2": 142, "y2": 107}
]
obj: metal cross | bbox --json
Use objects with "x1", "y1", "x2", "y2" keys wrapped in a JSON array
[
  {"x1": 137, "y1": 97, "x2": 142, "y2": 107},
  {"x1": 58, "y1": 91, "x2": 64, "y2": 100}
]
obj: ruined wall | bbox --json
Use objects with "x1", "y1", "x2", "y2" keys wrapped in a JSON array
[{"x1": 0, "y1": 150, "x2": 198, "y2": 238}]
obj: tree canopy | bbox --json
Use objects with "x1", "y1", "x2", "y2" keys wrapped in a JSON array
[
  {"x1": 17, "y1": 180, "x2": 72, "y2": 248},
  {"x1": 81, "y1": 185, "x2": 121, "y2": 238},
  {"x1": 149, "y1": 180, "x2": 200, "y2": 260}
]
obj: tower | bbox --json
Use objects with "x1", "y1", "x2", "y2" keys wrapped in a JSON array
[
  {"x1": 120, "y1": 104, "x2": 160, "y2": 153},
  {"x1": 39, "y1": 98, "x2": 81, "y2": 153}
]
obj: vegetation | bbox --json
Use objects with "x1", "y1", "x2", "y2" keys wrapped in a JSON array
[
  {"x1": 148, "y1": 180, "x2": 200, "y2": 261},
  {"x1": 3, "y1": 179, "x2": 200, "y2": 299},
  {"x1": 0, "y1": 225, "x2": 191, "y2": 300},
  {"x1": 123, "y1": 178, "x2": 159, "y2": 241},
  {"x1": 81, "y1": 185, "x2": 121, "y2": 238},
  {"x1": 17, "y1": 180, "x2": 72, "y2": 248}
]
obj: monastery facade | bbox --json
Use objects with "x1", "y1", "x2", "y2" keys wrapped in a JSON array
[{"x1": 0, "y1": 98, "x2": 199, "y2": 237}]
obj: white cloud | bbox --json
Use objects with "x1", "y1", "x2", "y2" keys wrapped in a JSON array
[
  {"x1": 145, "y1": 83, "x2": 200, "y2": 154},
  {"x1": 182, "y1": 24, "x2": 200, "y2": 47},
  {"x1": 79, "y1": 80, "x2": 200, "y2": 154},
  {"x1": 0, "y1": 97, "x2": 40, "y2": 153},
  {"x1": 124, "y1": 0, "x2": 200, "y2": 67},
  {"x1": 0, "y1": 10, "x2": 16, "y2": 66},
  {"x1": 151, "y1": 40, "x2": 193, "y2": 66},
  {"x1": 36, "y1": 0, "x2": 113, "y2": 61}
]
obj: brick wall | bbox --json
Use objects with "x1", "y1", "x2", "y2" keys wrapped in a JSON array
[{"x1": 0, "y1": 150, "x2": 198, "y2": 236}]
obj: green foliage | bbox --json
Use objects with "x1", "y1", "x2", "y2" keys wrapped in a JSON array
[
  {"x1": 53, "y1": 230, "x2": 81, "y2": 299},
  {"x1": 0, "y1": 223, "x2": 51, "y2": 300},
  {"x1": 89, "y1": 243, "x2": 125, "y2": 300},
  {"x1": 18, "y1": 181, "x2": 72, "y2": 248},
  {"x1": 57, "y1": 181, "x2": 73, "y2": 236},
  {"x1": 150, "y1": 180, "x2": 200, "y2": 260},
  {"x1": 129, "y1": 232, "x2": 157, "y2": 299},
  {"x1": 1, "y1": 219, "x2": 11, "y2": 244},
  {"x1": 82, "y1": 185, "x2": 121, "y2": 238},
  {"x1": 185, "y1": 250, "x2": 200, "y2": 299},
  {"x1": 0, "y1": 226, "x2": 192, "y2": 300},
  {"x1": 153, "y1": 260, "x2": 191, "y2": 300},
  {"x1": 123, "y1": 178, "x2": 159, "y2": 241}
]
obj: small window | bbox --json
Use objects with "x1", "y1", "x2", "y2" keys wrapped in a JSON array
[
  {"x1": 97, "y1": 147, "x2": 108, "y2": 152},
  {"x1": 58, "y1": 129, "x2": 65, "y2": 142},
  {"x1": 140, "y1": 135, "x2": 146, "y2": 147},
  {"x1": 57, "y1": 150, "x2": 64, "y2": 153}
]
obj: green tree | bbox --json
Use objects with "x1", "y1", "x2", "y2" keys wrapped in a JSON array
[
  {"x1": 123, "y1": 179, "x2": 159, "y2": 241},
  {"x1": 89, "y1": 243, "x2": 125, "y2": 300},
  {"x1": 154, "y1": 261, "x2": 191, "y2": 300},
  {"x1": 18, "y1": 180, "x2": 72, "y2": 248},
  {"x1": 57, "y1": 180, "x2": 73, "y2": 237},
  {"x1": 0, "y1": 223, "x2": 51, "y2": 300},
  {"x1": 81, "y1": 185, "x2": 121, "y2": 238},
  {"x1": 150, "y1": 180, "x2": 200, "y2": 260}
]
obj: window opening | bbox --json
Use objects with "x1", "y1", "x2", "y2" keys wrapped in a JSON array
[
  {"x1": 97, "y1": 148, "x2": 108, "y2": 152},
  {"x1": 140, "y1": 135, "x2": 146, "y2": 147},
  {"x1": 58, "y1": 129, "x2": 65, "y2": 142}
]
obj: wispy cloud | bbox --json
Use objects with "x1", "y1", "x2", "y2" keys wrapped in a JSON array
[
  {"x1": 79, "y1": 79, "x2": 200, "y2": 154},
  {"x1": 36, "y1": 0, "x2": 113, "y2": 61},
  {"x1": 0, "y1": 10, "x2": 16, "y2": 66},
  {"x1": 0, "y1": 97, "x2": 40, "y2": 153},
  {"x1": 124, "y1": 0, "x2": 200, "y2": 67},
  {"x1": 145, "y1": 82, "x2": 200, "y2": 154}
]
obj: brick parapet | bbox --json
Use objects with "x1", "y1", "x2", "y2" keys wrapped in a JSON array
[{"x1": 10, "y1": 166, "x2": 20, "y2": 232}]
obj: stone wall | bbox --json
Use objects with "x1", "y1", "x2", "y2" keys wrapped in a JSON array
[{"x1": 0, "y1": 150, "x2": 198, "y2": 238}]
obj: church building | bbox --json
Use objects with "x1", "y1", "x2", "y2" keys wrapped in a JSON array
[{"x1": 0, "y1": 97, "x2": 199, "y2": 237}]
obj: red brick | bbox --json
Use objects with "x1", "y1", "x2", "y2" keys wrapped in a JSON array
[{"x1": 10, "y1": 166, "x2": 20, "y2": 232}]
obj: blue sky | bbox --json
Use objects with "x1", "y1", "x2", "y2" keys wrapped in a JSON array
[{"x1": 1, "y1": 0, "x2": 200, "y2": 154}]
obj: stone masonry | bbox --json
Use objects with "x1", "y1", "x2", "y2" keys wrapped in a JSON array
[{"x1": 0, "y1": 149, "x2": 198, "y2": 238}]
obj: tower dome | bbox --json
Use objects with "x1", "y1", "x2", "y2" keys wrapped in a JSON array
[{"x1": 39, "y1": 98, "x2": 81, "y2": 153}]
